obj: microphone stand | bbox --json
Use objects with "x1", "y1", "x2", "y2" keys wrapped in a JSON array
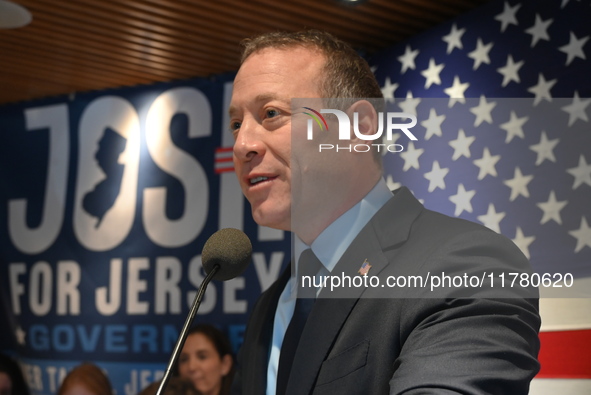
[{"x1": 156, "y1": 264, "x2": 220, "y2": 395}]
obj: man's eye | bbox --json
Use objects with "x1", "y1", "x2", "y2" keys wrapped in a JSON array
[
  {"x1": 265, "y1": 109, "x2": 279, "y2": 118},
  {"x1": 230, "y1": 121, "x2": 241, "y2": 131}
]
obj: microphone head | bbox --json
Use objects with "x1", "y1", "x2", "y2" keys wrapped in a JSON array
[{"x1": 202, "y1": 228, "x2": 252, "y2": 281}]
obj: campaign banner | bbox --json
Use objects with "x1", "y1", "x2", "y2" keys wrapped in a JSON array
[{"x1": 0, "y1": 75, "x2": 290, "y2": 394}]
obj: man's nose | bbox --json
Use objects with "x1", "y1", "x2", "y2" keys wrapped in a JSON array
[{"x1": 233, "y1": 120, "x2": 265, "y2": 161}]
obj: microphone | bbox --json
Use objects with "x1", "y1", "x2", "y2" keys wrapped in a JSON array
[
  {"x1": 156, "y1": 228, "x2": 252, "y2": 395},
  {"x1": 202, "y1": 227, "x2": 253, "y2": 281}
]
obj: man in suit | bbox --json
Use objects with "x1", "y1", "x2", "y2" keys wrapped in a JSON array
[{"x1": 229, "y1": 30, "x2": 540, "y2": 394}]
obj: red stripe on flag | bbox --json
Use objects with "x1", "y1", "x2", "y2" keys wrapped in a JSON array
[
  {"x1": 537, "y1": 330, "x2": 591, "y2": 378},
  {"x1": 214, "y1": 167, "x2": 235, "y2": 174},
  {"x1": 214, "y1": 146, "x2": 234, "y2": 174}
]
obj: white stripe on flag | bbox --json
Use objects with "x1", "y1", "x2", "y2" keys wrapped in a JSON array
[
  {"x1": 540, "y1": 298, "x2": 591, "y2": 332},
  {"x1": 215, "y1": 147, "x2": 234, "y2": 173},
  {"x1": 529, "y1": 379, "x2": 591, "y2": 395},
  {"x1": 215, "y1": 161, "x2": 234, "y2": 173},
  {"x1": 539, "y1": 276, "x2": 591, "y2": 332}
]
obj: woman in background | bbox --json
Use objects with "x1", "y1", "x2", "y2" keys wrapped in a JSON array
[
  {"x1": 0, "y1": 353, "x2": 30, "y2": 395},
  {"x1": 175, "y1": 324, "x2": 233, "y2": 395},
  {"x1": 58, "y1": 362, "x2": 113, "y2": 395}
]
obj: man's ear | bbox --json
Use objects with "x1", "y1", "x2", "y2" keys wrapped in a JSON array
[{"x1": 347, "y1": 100, "x2": 379, "y2": 143}]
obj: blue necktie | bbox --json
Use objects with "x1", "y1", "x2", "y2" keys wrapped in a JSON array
[{"x1": 276, "y1": 249, "x2": 322, "y2": 394}]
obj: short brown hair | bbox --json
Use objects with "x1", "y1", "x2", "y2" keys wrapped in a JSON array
[
  {"x1": 240, "y1": 30, "x2": 383, "y2": 101},
  {"x1": 241, "y1": 30, "x2": 386, "y2": 164},
  {"x1": 58, "y1": 363, "x2": 113, "y2": 395}
]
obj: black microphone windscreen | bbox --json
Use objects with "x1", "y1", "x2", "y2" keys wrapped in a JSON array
[{"x1": 202, "y1": 228, "x2": 252, "y2": 281}]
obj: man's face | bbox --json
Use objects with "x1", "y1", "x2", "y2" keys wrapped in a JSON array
[{"x1": 230, "y1": 47, "x2": 325, "y2": 231}]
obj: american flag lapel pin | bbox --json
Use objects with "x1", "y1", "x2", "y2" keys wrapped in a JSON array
[{"x1": 358, "y1": 259, "x2": 372, "y2": 276}]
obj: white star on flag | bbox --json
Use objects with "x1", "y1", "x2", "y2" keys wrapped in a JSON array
[
  {"x1": 512, "y1": 227, "x2": 535, "y2": 259},
  {"x1": 442, "y1": 24, "x2": 466, "y2": 54},
  {"x1": 400, "y1": 141, "x2": 424, "y2": 171},
  {"x1": 449, "y1": 129, "x2": 475, "y2": 160},
  {"x1": 566, "y1": 155, "x2": 591, "y2": 189},
  {"x1": 473, "y1": 147, "x2": 501, "y2": 180},
  {"x1": 477, "y1": 203, "x2": 506, "y2": 233},
  {"x1": 421, "y1": 58, "x2": 444, "y2": 89},
  {"x1": 381, "y1": 77, "x2": 398, "y2": 103},
  {"x1": 569, "y1": 217, "x2": 591, "y2": 253},
  {"x1": 497, "y1": 54, "x2": 524, "y2": 87},
  {"x1": 561, "y1": 0, "x2": 580, "y2": 8},
  {"x1": 444, "y1": 76, "x2": 470, "y2": 107},
  {"x1": 424, "y1": 160, "x2": 449, "y2": 192},
  {"x1": 525, "y1": 14, "x2": 552, "y2": 47},
  {"x1": 529, "y1": 131, "x2": 559, "y2": 166},
  {"x1": 470, "y1": 95, "x2": 496, "y2": 127},
  {"x1": 421, "y1": 108, "x2": 445, "y2": 140},
  {"x1": 528, "y1": 73, "x2": 556, "y2": 106},
  {"x1": 559, "y1": 32, "x2": 589, "y2": 66},
  {"x1": 494, "y1": 2, "x2": 521, "y2": 32},
  {"x1": 504, "y1": 167, "x2": 534, "y2": 201},
  {"x1": 449, "y1": 184, "x2": 476, "y2": 216},
  {"x1": 398, "y1": 45, "x2": 420, "y2": 74},
  {"x1": 537, "y1": 191, "x2": 568, "y2": 225},
  {"x1": 468, "y1": 38, "x2": 493, "y2": 70},
  {"x1": 499, "y1": 111, "x2": 528, "y2": 143},
  {"x1": 562, "y1": 91, "x2": 591, "y2": 126}
]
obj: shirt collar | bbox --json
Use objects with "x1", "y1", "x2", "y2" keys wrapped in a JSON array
[{"x1": 294, "y1": 177, "x2": 393, "y2": 273}]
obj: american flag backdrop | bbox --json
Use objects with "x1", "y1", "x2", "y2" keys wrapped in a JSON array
[{"x1": 369, "y1": 0, "x2": 591, "y2": 393}]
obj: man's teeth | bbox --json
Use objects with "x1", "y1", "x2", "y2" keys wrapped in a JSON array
[{"x1": 250, "y1": 176, "x2": 269, "y2": 184}]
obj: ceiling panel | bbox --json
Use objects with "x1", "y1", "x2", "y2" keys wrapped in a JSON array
[{"x1": 0, "y1": 0, "x2": 490, "y2": 104}]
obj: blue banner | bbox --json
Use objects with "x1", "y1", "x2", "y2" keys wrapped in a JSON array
[{"x1": 0, "y1": 75, "x2": 290, "y2": 394}]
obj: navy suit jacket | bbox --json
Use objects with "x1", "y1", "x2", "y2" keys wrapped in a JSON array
[{"x1": 232, "y1": 187, "x2": 540, "y2": 394}]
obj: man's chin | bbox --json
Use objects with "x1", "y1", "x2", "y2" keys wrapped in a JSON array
[{"x1": 252, "y1": 209, "x2": 290, "y2": 231}]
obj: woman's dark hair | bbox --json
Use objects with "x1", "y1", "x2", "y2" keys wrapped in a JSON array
[
  {"x1": 174, "y1": 324, "x2": 234, "y2": 395},
  {"x1": 0, "y1": 353, "x2": 31, "y2": 395}
]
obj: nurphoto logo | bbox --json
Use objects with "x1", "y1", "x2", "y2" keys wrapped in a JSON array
[{"x1": 302, "y1": 107, "x2": 418, "y2": 153}]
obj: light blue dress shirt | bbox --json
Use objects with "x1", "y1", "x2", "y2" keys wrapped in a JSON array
[{"x1": 266, "y1": 177, "x2": 393, "y2": 394}]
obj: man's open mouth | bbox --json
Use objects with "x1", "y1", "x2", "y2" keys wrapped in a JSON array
[{"x1": 250, "y1": 176, "x2": 271, "y2": 185}]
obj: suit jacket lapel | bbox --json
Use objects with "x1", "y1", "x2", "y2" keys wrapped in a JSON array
[
  {"x1": 286, "y1": 226, "x2": 385, "y2": 395},
  {"x1": 286, "y1": 187, "x2": 423, "y2": 395}
]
